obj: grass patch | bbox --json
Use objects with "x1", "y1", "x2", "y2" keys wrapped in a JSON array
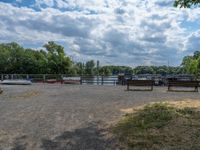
[{"x1": 113, "y1": 101, "x2": 200, "y2": 149}]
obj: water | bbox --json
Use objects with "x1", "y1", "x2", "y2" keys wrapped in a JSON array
[{"x1": 81, "y1": 76, "x2": 118, "y2": 85}]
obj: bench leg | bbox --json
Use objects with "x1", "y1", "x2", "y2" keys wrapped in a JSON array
[
  {"x1": 168, "y1": 86, "x2": 170, "y2": 91},
  {"x1": 127, "y1": 84, "x2": 129, "y2": 91},
  {"x1": 195, "y1": 86, "x2": 198, "y2": 92}
]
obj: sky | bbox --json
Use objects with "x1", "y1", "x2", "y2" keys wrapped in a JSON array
[{"x1": 0, "y1": 0, "x2": 200, "y2": 66}]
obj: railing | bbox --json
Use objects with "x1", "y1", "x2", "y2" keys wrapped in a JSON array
[
  {"x1": 0, "y1": 74, "x2": 119, "y2": 86},
  {"x1": 1, "y1": 74, "x2": 199, "y2": 86}
]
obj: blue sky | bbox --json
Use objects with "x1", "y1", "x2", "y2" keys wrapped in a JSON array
[{"x1": 0, "y1": 0, "x2": 200, "y2": 66}]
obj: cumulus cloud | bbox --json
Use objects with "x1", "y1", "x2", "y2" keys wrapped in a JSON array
[
  {"x1": 185, "y1": 30, "x2": 200, "y2": 52},
  {"x1": 0, "y1": 0, "x2": 200, "y2": 66}
]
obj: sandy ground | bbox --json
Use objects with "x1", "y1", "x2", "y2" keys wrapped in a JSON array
[{"x1": 0, "y1": 84, "x2": 199, "y2": 150}]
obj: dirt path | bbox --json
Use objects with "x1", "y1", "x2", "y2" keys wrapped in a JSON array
[{"x1": 0, "y1": 84, "x2": 199, "y2": 149}]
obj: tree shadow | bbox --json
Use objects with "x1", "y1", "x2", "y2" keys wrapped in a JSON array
[
  {"x1": 41, "y1": 122, "x2": 117, "y2": 150},
  {"x1": 11, "y1": 135, "x2": 27, "y2": 150}
]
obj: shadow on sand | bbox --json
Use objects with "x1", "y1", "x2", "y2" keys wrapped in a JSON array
[{"x1": 40, "y1": 122, "x2": 117, "y2": 150}]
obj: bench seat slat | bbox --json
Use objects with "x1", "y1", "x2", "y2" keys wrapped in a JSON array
[
  {"x1": 168, "y1": 81, "x2": 199, "y2": 87},
  {"x1": 127, "y1": 80, "x2": 154, "y2": 91},
  {"x1": 168, "y1": 81, "x2": 199, "y2": 92}
]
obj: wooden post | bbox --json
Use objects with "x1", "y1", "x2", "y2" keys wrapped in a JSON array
[
  {"x1": 1, "y1": 74, "x2": 3, "y2": 81},
  {"x1": 43, "y1": 74, "x2": 46, "y2": 83},
  {"x1": 127, "y1": 83, "x2": 129, "y2": 91},
  {"x1": 101, "y1": 76, "x2": 104, "y2": 85},
  {"x1": 60, "y1": 74, "x2": 61, "y2": 84},
  {"x1": 97, "y1": 76, "x2": 99, "y2": 85},
  {"x1": 80, "y1": 76, "x2": 82, "y2": 84},
  {"x1": 26, "y1": 74, "x2": 29, "y2": 80},
  {"x1": 168, "y1": 85, "x2": 170, "y2": 91}
]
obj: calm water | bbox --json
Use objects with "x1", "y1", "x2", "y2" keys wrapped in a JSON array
[{"x1": 81, "y1": 76, "x2": 118, "y2": 85}]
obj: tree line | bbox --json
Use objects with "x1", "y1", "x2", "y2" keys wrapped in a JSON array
[
  {"x1": 0, "y1": 42, "x2": 199, "y2": 76},
  {"x1": 174, "y1": 0, "x2": 200, "y2": 8}
]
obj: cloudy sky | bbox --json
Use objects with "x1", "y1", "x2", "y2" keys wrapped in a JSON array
[{"x1": 0, "y1": 0, "x2": 200, "y2": 66}]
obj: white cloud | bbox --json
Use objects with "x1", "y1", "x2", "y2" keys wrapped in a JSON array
[
  {"x1": 0, "y1": 1, "x2": 200, "y2": 66},
  {"x1": 185, "y1": 30, "x2": 200, "y2": 52},
  {"x1": 35, "y1": 0, "x2": 55, "y2": 8}
]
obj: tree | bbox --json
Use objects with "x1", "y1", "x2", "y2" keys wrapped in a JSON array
[
  {"x1": 5, "y1": 42, "x2": 26, "y2": 74},
  {"x1": 181, "y1": 51, "x2": 200, "y2": 78},
  {"x1": 43, "y1": 41, "x2": 72, "y2": 74},
  {"x1": 74, "y1": 62, "x2": 84, "y2": 75},
  {"x1": 0, "y1": 43, "x2": 11, "y2": 73},
  {"x1": 0, "y1": 42, "x2": 74, "y2": 74},
  {"x1": 174, "y1": 0, "x2": 200, "y2": 8},
  {"x1": 157, "y1": 68, "x2": 167, "y2": 76},
  {"x1": 85, "y1": 60, "x2": 95, "y2": 75},
  {"x1": 194, "y1": 51, "x2": 200, "y2": 59},
  {"x1": 134, "y1": 66, "x2": 155, "y2": 74},
  {"x1": 99, "y1": 67, "x2": 112, "y2": 76}
]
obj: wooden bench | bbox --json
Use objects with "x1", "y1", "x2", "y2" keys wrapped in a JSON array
[
  {"x1": 127, "y1": 80, "x2": 154, "y2": 91},
  {"x1": 168, "y1": 80, "x2": 199, "y2": 92}
]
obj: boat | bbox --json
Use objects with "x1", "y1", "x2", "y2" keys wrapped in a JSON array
[
  {"x1": 2, "y1": 80, "x2": 32, "y2": 85},
  {"x1": 62, "y1": 77, "x2": 81, "y2": 84},
  {"x1": 45, "y1": 79, "x2": 58, "y2": 84}
]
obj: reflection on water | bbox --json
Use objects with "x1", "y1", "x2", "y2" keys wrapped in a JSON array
[{"x1": 81, "y1": 76, "x2": 118, "y2": 85}]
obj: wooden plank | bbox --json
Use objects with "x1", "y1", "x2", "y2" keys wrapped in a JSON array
[
  {"x1": 127, "y1": 80, "x2": 154, "y2": 86},
  {"x1": 168, "y1": 81, "x2": 199, "y2": 92},
  {"x1": 127, "y1": 80, "x2": 154, "y2": 91},
  {"x1": 168, "y1": 81, "x2": 199, "y2": 87}
]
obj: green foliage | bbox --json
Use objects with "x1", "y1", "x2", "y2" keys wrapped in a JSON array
[
  {"x1": 98, "y1": 66, "x2": 133, "y2": 75},
  {"x1": 0, "y1": 42, "x2": 73, "y2": 74},
  {"x1": 174, "y1": 0, "x2": 200, "y2": 8},
  {"x1": 99, "y1": 66, "x2": 112, "y2": 76},
  {"x1": 133, "y1": 66, "x2": 183, "y2": 75},
  {"x1": 44, "y1": 41, "x2": 72, "y2": 74},
  {"x1": 85, "y1": 60, "x2": 96, "y2": 75},
  {"x1": 134, "y1": 66, "x2": 155, "y2": 74},
  {"x1": 181, "y1": 51, "x2": 200, "y2": 78}
]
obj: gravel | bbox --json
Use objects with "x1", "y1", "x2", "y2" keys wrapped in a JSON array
[{"x1": 0, "y1": 84, "x2": 199, "y2": 150}]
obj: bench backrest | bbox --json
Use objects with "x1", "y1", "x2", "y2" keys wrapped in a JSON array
[
  {"x1": 168, "y1": 81, "x2": 199, "y2": 87},
  {"x1": 127, "y1": 80, "x2": 154, "y2": 86}
]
